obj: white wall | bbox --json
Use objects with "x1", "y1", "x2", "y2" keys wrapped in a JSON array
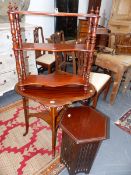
[
  {"x1": 78, "y1": 0, "x2": 89, "y2": 14},
  {"x1": 25, "y1": 0, "x2": 113, "y2": 38},
  {"x1": 25, "y1": 0, "x2": 55, "y2": 39},
  {"x1": 78, "y1": 0, "x2": 113, "y2": 27},
  {"x1": 25, "y1": 0, "x2": 89, "y2": 38},
  {"x1": 99, "y1": 0, "x2": 113, "y2": 27}
]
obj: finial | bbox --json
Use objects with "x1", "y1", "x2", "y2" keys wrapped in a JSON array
[
  {"x1": 95, "y1": 6, "x2": 99, "y2": 15},
  {"x1": 14, "y1": 3, "x2": 18, "y2": 11},
  {"x1": 8, "y1": 2, "x2": 13, "y2": 12},
  {"x1": 90, "y1": 6, "x2": 94, "y2": 14}
]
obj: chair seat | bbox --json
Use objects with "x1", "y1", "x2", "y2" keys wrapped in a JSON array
[
  {"x1": 36, "y1": 53, "x2": 55, "y2": 65},
  {"x1": 90, "y1": 72, "x2": 111, "y2": 92}
]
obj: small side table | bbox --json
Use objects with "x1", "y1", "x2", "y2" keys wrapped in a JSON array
[{"x1": 60, "y1": 106, "x2": 108, "y2": 175}]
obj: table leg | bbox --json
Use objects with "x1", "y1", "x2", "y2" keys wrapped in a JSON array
[
  {"x1": 122, "y1": 67, "x2": 131, "y2": 93},
  {"x1": 110, "y1": 70, "x2": 124, "y2": 104},
  {"x1": 23, "y1": 97, "x2": 29, "y2": 136},
  {"x1": 50, "y1": 107, "x2": 58, "y2": 158}
]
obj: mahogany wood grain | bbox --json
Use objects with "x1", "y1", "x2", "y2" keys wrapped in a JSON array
[
  {"x1": 60, "y1": 106, "x2": 107, "y2": 174},
  {"x1": 60, "y1": 106, "x2": 107, "y2": 144},
  {"x1": 18, "y1": 71, "x2": 85, "y2": 87},
  {"x1": 15, "y1": 84, "x2": 95, "y2": 107},
  {"x1": 8, "y1": 4, "x2": 99, "y2": 158},
  {"x1": 20, "y1": 43, "x2": 93, "y2": 52},
  {"x1": 11, "y1": 11, "x2": 99, "y2": 18}
]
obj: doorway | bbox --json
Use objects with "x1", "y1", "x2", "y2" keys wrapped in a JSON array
[
  {"x1": 55, "y1": 0, "x2": 79, "y2": 40},
  {"x1": 87, "y1": 0, "x2": 102, "y2": 12}
]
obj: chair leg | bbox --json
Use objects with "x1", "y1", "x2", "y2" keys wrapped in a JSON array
[
  {"x1": 122, "y1": 67, "x2": 131, "y2": 93},
  {"x1": 22, "y1": 97, "x2": 29, "y2": 136},
  {"x1": 92, "y1": 94, "x2": 99, "y2": 108},
  {"x1": 103, "y1": 79, "x2": 111, "y2": 100},
  {"x1": 48, "y1": 65, "x2": 51, "y2": 74}
]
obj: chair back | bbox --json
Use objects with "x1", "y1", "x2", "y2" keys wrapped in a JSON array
[
  {"x1": 108, "y1": 33, "x2": 131, "y2": 55},
  {"x1": 115, "y1": 33, "x2": 131, "y2": 55},
  {"x1": 33, "y1": 27, "x2": 45, "y2": 58},
  {"x1": 50, "y1": 31, "x2": 65, "y2": 43},
  {"x1": 49, "y1": 31, "x2": 66, "y2": 70}
]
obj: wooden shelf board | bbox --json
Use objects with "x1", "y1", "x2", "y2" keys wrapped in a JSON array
[
  {"x1": 19, "y1": 71, "x2": 85, "y2": 87},
  {"x1": 17, "y1": 43, "x2": 93, "y2": 52},
  {"x1": 14, "y1": 11, "x2": 98, "y2": 18}
]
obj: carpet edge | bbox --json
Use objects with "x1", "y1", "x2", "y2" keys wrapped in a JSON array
[
  {"x1": 34, "y1": 156, "x2": 65, "y2": 175},
  {"x1": 0, "y1": 99, "x2": 22, "y2": 112}
]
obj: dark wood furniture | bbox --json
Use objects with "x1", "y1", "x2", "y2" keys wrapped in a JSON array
[
  {"x1": 33, "y1": 26, "x2": 55, "y2": 73},
  {"x1": 77, "y1": 19, "x2": 110, "y2": 48},
  {"x1": 48, "y1": 30, "x2": 66, "y2": 71},
  {"x1": 77, "y1": 19, "x2": 89, "y2": 38},
  {"x1": 60, "y1": 106, "x2": 107, "y2": 175},
  {"x1": 74, "y1": 38, "x2": 111, "y2": 108},
  {"x1": 8, "y1": 4, "x2": 99, "y2": 158},
  {"x1": 49, "y1": 31, "x2": 78, "y2": 73}
]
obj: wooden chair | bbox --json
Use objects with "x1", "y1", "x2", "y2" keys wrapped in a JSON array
[
  {"x1": 8, "y1": 4, "x2": 99, "y2": 158},
  {"x1": 34, "y1": 27, "x2": 55, "y2": 73},
  {"x1": 95, "y1": 33, "x2": 131, "y2": 104},
  {"x1": 74, "y1": 38, "x2": 111, "y2": 108},
  {"x1": 89, "y1": 72, "x2": 111, "y2": 107},
  {"x1": 50, "y1": 30, "x2": 65, "y2": 43},
  {"x1": 48, "y1": 31, "x2": 77, "y2": 74},
  {"x1": 77, "y1": 51, "x2": 111, "y2": 108},
  {"x1": 111, "y1": 33, "x2": 131, "y2": 55},
  {"x1": 48, "y1": 30, "x2": 67, "y2": 71}
]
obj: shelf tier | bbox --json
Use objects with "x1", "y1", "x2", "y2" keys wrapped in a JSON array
[
  {"x1": 15, "y1": 83, "x2": 95, "y2": 107},
  {"x1": 16, "y1": 43, "x2": 93, "y2": 52},
  {"x1": 18, "y1": 71, "x2": 85, "y2": 88},
  {"x1": 13, "y1": 11, "x2": 98, "y2": 18}
]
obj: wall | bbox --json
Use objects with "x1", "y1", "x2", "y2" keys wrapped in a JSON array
[
  {"x1": 25, "y1": 0, "x2": 113, "y2": 38},
  {"x1": 25, "y1": 0, "x2": 55, "y2": 39},
  {"x1": 78, "y1": 0, "x2": 89, "y2": 14},
  {"x1": 99, "y1": 0, "x2": 113, "y2": 27}
]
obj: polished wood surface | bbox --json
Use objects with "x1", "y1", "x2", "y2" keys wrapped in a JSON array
[
  {"x1": 60, "y1": 106, "x2": 107, "y2": 174},
  {"x1": 11, "y1": 10, "x2": 99, "y2": 18},
  {"x1": 60, "y1": 106, "x2": 107, "y2": 143},
  {"x1": 8, "y1": 4, "x2": 99, "y2": 158},
  {"x1": 15, "y1": 84, "x2": 95, "y2": 107},
  {"x1": 18, "y1": 43, "x2": 94, "y2": 52},
  {"x1": 18, "y1": 71, "x2": 85, "y2": 87}
]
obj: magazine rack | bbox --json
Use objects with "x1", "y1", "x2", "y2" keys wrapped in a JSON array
[{"x1": 8, "y1": 4, "x2": 99, "y2": 158}]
